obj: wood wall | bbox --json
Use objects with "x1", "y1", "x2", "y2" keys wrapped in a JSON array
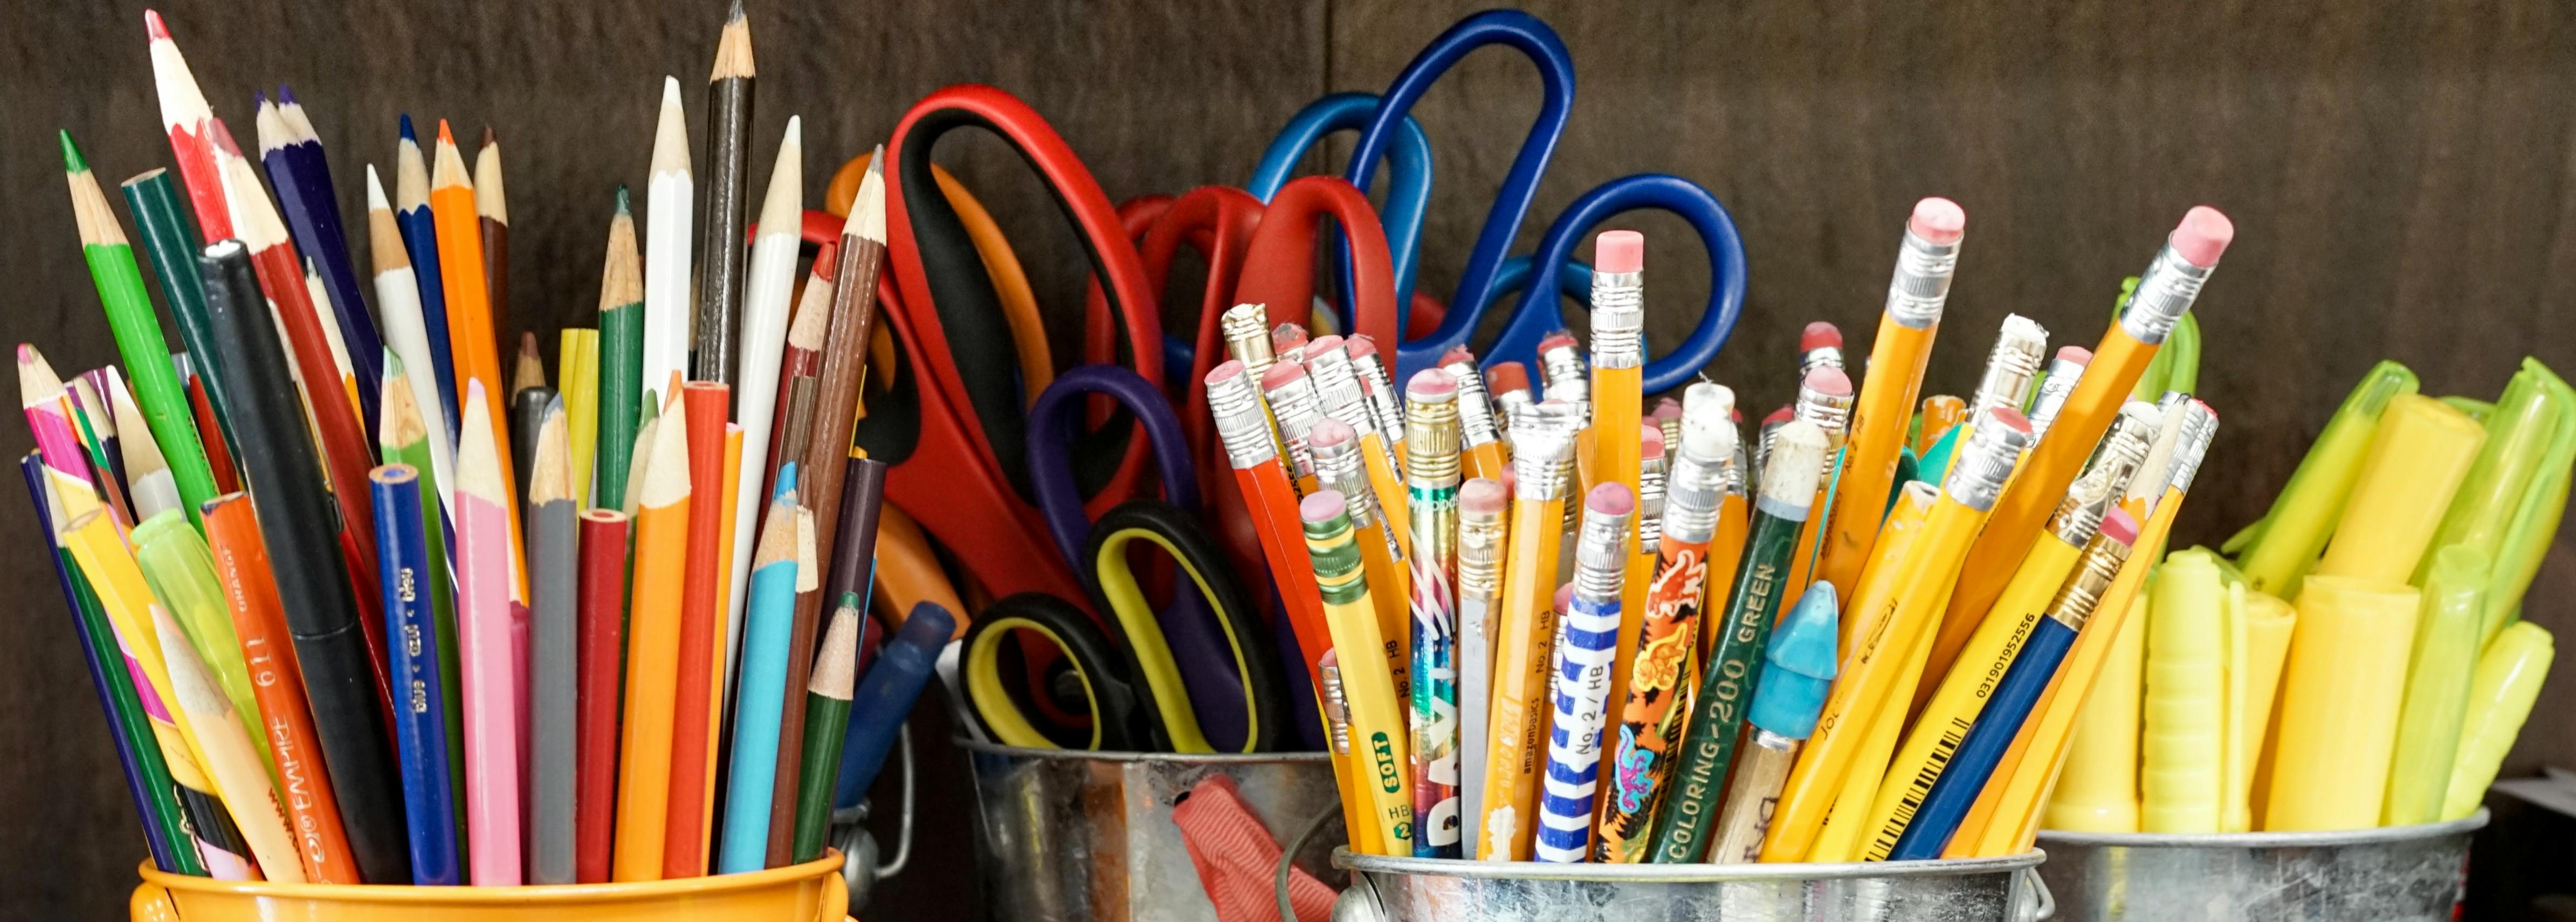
[{"x1": 4, "y1": 0, "x2": 2572, "y2": 917}]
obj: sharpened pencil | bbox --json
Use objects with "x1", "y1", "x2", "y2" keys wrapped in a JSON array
[
  {"x1": 476, "y1": 128, "x2": 511, "y2": 355},
  {"x1": 642, "y1": 78, "x2": 693, "y2": 397},
  {"x1": 260, "y1": 90, "x2": 384, "y2": 438},
  {"x1": 395, "y1": 116, "x2": 461, "y2": 434},
  {"x1": 615, "y1": 403, "x2": 692, "y2": 880},
  {"x1": 728, "y1": 115, "x2": 801, "y2": 696},
  {"x1": 694, "y1": 2, "x2": 755, "y2": 384},
  {"x1": 527, "y1": 399, "x2": 578, "y2": 884},
  {"x1": 595, "y1": 190, "x2": 644, "y2": 514},
  {"x1": 64, "y1": 133, "x2": 218, "y2": 527},
  {"x1": 719, "y1": 476, "x2": 799, "y2": 873},
  {"x1": 452, "y1": 383, "x2": 520, "y2": 885}
]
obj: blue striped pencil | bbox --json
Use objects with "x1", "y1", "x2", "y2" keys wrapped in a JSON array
[{"x1": 1534, "y1": 485, "x2": 1636, "y2": 863}]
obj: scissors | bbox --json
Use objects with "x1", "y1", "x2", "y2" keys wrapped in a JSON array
[
  {"x1": 856, "y1": 84, "x2": 1167, "y2": 616},
  {"x1": 1345, "y1": 9, "x2": 1750, "y2": 391},
  {"x1": 1244, "y1": 92, "x2": 1438, "y2": 341},
  {"x1": 963, "y1": 364, "x2": 1288, "y2": 753}
]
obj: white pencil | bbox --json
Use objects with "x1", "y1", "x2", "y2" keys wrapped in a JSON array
[
  {"x1": 641, "y1": 77, "x2": 693, "y2": 397},
  {"x1": 724, "y1": 116, "x2": 802, "y2": 687},
  {"x1": 366, "y1": 164, "x2": 459, "y2": 515}
]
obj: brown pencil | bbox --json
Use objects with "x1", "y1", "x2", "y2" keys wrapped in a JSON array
[
  {"x1": 476, "y1": 127, "x2": 510, "y2": 360},
  {"x1": 790, "y1": 152, "x2": 889, "y2": 739}
]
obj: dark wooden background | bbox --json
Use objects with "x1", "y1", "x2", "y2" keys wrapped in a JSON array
[{"x1": 6, "y1": 0, "x2": 2574, "y2": 917}]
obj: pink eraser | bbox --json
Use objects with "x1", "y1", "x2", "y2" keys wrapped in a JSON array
[
  {"x1": 1497, "y1": 465, "x2": 1518, "y2": 494},
  {"x1": 1985, "y1": 406, "x2": 2033, "y2": 435},
  {"x1": 1202, "y1": 358, "x2": 1245, "y2": 385},
  {"x1": 1554, "y1": 583, "x2": 1575, "y2": 611},
  {"x1": 1299, "y1": 490, "x2": 1347, "y2": 525},
  {"x1": 1801, "y1": 321, "x2": 1843, "y2": 352},
  {"x1": 2099, "y1": 507, "x2": 2140, "y2": 547},
  {"x1": 1910, "y1": 197, "x2": 1966, "y2": 245},
  {"x1": 1537, "y1": 331, "x2": 1579, "y2": 354},
  {"x1": 1587, "y1": 481, "x2": 1635, "y2": 517},
  {"x1": 1307, "y1": 334, "x2": 1344, "y2": 356},
  {"x1": 1308, "y1": 417, "x2": 1355, "y2": 450},
  {"x1": 1271, "y1": 324, "x2": 1308, "y2": 351},
  {"x1": 1345, "y1": 334, "x2": 1379, "y2": 359},
  {"x1": 1406, "y1": 368, "x2": 1457, "y2": 398},
  {"x1": 1259, "y1": 360, "x2": 1306, "y2": 393},
  {"x1": 2056, "y1": 345, "x2": 2094, "y2": 366},
  {"x1": 1640, "y1": 424, "x2": 1664, "y2": 457},
  {"x1": 1803, "y1": 366, "x2": 1852, "y2": 397},
  {"x1": 1651, "y1": 397, "x2": 1683, "y2": 421},
  {"x1": 1595, "y1": 230, "x2": 1644, "y2": 274},
  {"x1": 1439, "y1": 346, "x2": 1476, "y2": 367},
  {"x1": 2169, "y1": 205, "x2": 2234, "y2": 268},
  {"x1": 1486, "y1": 362, "x2": 1531, "y2": 395},
  {"x1": 1461, "y1": 478, "x2": 1509, "y2": 514},
  {"x1": 1762, "y1": 405, "x2": 1795, "y2": 425}
]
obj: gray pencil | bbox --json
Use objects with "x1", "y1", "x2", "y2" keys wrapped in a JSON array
[{"x1": 527, "y1": 396, "x2": 580, "y2": 883}]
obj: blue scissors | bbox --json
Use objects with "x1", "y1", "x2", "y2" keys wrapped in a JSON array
[
  {"x1": 1346, "y1": 9, "x2": 1750, "y2": 392},
  {"x1": 962, "y1": 364, "x2": 1289, "y2": 753}
]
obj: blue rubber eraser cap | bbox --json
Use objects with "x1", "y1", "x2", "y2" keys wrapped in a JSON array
[
  {"x1": 894, "y1": 602, "x2": 955, "y2": 652},
  {"x1": 1749, "y1": 580, "x2": 1840, "y2": 738}
]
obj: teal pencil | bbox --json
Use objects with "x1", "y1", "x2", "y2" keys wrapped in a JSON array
[{"x1": 719, "y1": 472, "x2": 802, "y2": 873}]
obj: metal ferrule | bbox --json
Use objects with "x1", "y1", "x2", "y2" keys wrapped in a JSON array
[
  {"x1": 1794, "y1": 383, "x2": 1856, "y2": 452},
  {"x1": 2165, "y1": 400, "x2": 2219, "y2": 495},
  {"x1": 1657, "y1": 414, "x2": 1683, "y2": 465},
  {"x1": 1885, "y1": 226, "x2": 1961, "y2": 329},
  {"x1": 2120, "y1": 244, "x2": 2215, "y2": 346},
  {"x1": 1637, "y1": 452, "x2": 1669, "y2": 555},
  {"x1": 1306, "y1": 345, "x2": 1375, "y2": 438},
  {"x1": 1443, "y1": 360, "x2": 1502, "y2": 449},
  {"x1": 1590, "y1": 270, "x2": 1644, "y2": 369},
  {"x1": 1405, "y1": 390, "x2": 1462, "y2": 487},
  {"x1": 1319, "y1": 660, "x2": 1353, "y2": 755},
  {"x1": 1943, "y1": 414, "x2": 2034, "y2": 512},
  {"x1": 1491, "y1": 388, "x2": 1533, "y2": 442},
  {"x1": 1221, "y1": 302, "x2": 1277, "y2": 379},
  {"x1": 1724, "y1": 438, "x2": 1751, "y2": 498},
  {"x1": 1209, "y1": 371, "x2": 1279, "y2": 469},
  {"x1": 1264, "y1": 372, "x2": 1327, "y2": 480},
  {"x1": 1508, "y1": 416, "x2": 1577, "y2": 502},
  {"x1": 2026, "y1": 356, "x2": 2088, "y2": 439},
  {"x1": 1967, "y1": 315, "x2": 2049, "y2": 421},
  {"x1": 1351, "y1": 348, "x2": 1407, "y2": 440},
  {"x1": 1661, "y1": 448, "x2": 1725, "y2": 547},
  {"x1": 1799, "y1": 346, "x2": 1845, "y2": 377},
  {"x1": 1311, "y1": 437, "x2": 1381, "y2": 529},
  {"x1": 1754, "y1": 417, "x2": 1784, "y2": 488},
  {"x1": 1538, "y1": 342, "x2": 1590, "y2": 411},
  {"x1": 1457, "y1": 504, "x2": 1507, "y2": 601},
  {"x1": 1573, "y1": 501, "x2": 1634, "y2": 602},
  {"x1": 2045, "y1": 529, "x2": 2134, "y2": 631},
  {"x1": 2046, "y1": 404, "x2": 2158, "y2": 546}
]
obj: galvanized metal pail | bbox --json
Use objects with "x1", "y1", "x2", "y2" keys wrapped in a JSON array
[
  {"x1": 1333, "y1": 850, "x2": 2050, "y2": 921},
  {"x1": 2034, "y1": 809, "x2": 2488, "y2": 921},
  {"x1": 960, "y1": 740, "x2": 1346, "y2": 921}
]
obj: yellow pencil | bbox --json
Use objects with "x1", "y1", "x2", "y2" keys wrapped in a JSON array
[
  {"x1": 1817, "y1": 199, "x2": 1964, "y2": 599},
  {"x1": 1478, "y1": 410, "x2": 1577, "y2": 859},
  {"x1": 1302, "y1": 490, "x2": 1415, "y2": 855}
]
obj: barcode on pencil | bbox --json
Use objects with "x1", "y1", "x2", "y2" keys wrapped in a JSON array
[{"x1": 1868, "y1": 716, "x2": 1971, "y2": 858}]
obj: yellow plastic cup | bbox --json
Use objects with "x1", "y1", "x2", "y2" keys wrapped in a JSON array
[{"x1": 131, "y1": 851, "x2": 850, "y2": 922}]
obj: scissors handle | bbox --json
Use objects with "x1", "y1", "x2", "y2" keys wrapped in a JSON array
[
  {"x1": 1493, "y1": 173, "x2": 1749, "y2": 393},
  {"x1": 1080, "y1": 499, "x2": 1288, "y2": 754},
  {"x1": 1234, "y1": 176, "x2": 1402, "y2": 355},
  {"x1": 1348, "y1": 10, "x2": 1575, "y2": 381},
  {"x1": 961, "y1": 593, "x2": 1164, "y2": 752},
  {"x1": 1026, "y1": 364, "x2": 1197, "y2": 570},
  {"x1": 1249, "y1": 92, "x2": 1437, "y2": 332}
]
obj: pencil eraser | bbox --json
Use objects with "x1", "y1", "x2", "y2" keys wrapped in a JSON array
[
  {"x1": 1985, "y1": 406, "x2": 2033, "y2": 435},
  {"x1": 1587, "y1": 482, "x2": 1634, "y2": 517},
  {"x1": 1271, "y1": 323, "x2": 1308, "y2": 352},
  {"x1": 1538, "y1": 331, "x2": 1579, "y2": 354},
  {"x1": 1909, "y1": 197, "x2": 1966, "y2": 245},
  {"x1": 1651, "y1": 397, "x2": 1683, "y2": 421},
  {"x1": 1306, "y1": 334, "x2": 1344, "y2": 356},
  {"x1": 1802, "y1": 366, "x2": 1852, "y2": 397},
  {"x1": 1345, "y1": 334, "x2": 1379, "y2": 359},
  {"x1": 1461, "y1": 478, "x2": 1509, "y2": 515},
  {"x1": 1407, "y1": 368, "x2": 1456, "y2": 398},
  {"x1": 1554, "y1": 583, "x2": 1575, "y2": 612},
  {"x1": 2056, "y1": 345, "x2": 2094, "y2": 366},
  {"x1": 1205, "y1": 359, "x2": 1246, "y2": 387},
  {"x1": 1259, "y1": 360, "x2": 1306, "y2": 393},
  {"x1": 1497, "y1": 465, "x2": 1518, "y2": 495},
  {"x1": 1801, "y1": 321, "x2": 1843, "y2": 352},
  {"x1": 1595, "y1": 230, "x2": 1644, "y2": 274},
  {"x1": 1640, "y1": 423, "x2": 1664, "y2": 457},
  {"x1": 1763, "y1": 405, "x2": 1795, "y2": 425},
  {"x1": 1439, "y1": 345, "x2": 1476, "y2": 367},
  {"x1": 1486, "y1": 361, "x2": 1531, "y2": 396},
  {"x1": 2170, "y1": 205, "x2": 2234, "y2": 268},
  {"x1": 2099, "y1": 507, "x2": 2140, "y2": 547},
  {"x1": 1308, "y1": 417, "x2": 1355, "y2": 450},
  {"x1": 1299, "y1": 490, "x2": 1348, "y2": 525}
]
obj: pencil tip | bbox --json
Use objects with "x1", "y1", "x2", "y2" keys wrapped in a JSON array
[
  {"x1": 436, "y1": 119, "x2": 454, "y2": 146},
  {"x1": 144, "y1": 9, "x2": 169, "y2": 41},
  {"x1": 59, "y1": 130, "x2": 84, "y2": 173},
  {"x1": 615, "y1": 185, "x2": 631, "y2": 214},
  {"x1": 662, "y1": 75, "x2": 681, "y2": 105},
  {"x1": 398, "y1": 112, "x2": 416, "y2": 142},
  {"x1": 727, "y1": 0, "x2": 745, "y2": 21},
  {"x1": 277, "y1": 84, "x2": 297, "y2": 106},
  {"x1": 481, "y1": 124, "x2": 496, "y2": 147}
]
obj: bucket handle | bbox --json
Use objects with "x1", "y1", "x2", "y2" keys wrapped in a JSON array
[
  {"x1": 2014, "y1": 865, "x2": 2055, "y2": 921},
  {"x1": 1277, "y1": 803, "x2": 1344, "y2": 922}
]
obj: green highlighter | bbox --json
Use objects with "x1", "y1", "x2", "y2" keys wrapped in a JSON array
[
  {"x1": 2226, "y1": 361, "x2": 2420, "y2": 597},
  {"x1": 131, "y1": 509, "x2": 277, "y2": 783}
]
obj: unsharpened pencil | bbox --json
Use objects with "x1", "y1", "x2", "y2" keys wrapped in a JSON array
[
  {"x1": 664, "y1": 381, "x2": 731, "y2": 877},
  {"x1": 574, "y1": 507, "x2": 630, "y2": 883},
  {"x1": 379, "y1": 356, "x2": 467, "y2": 832},
  {"x1": 121, "y1": 169, "x2": 237, "y2": 457},
  {"x1": 361, "y1": 467, "x2": 459, "y2": 885}
]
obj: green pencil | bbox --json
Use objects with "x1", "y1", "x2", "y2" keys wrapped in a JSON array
[
  {"x1": 593, "y1": 189, "x2": 643, "y2": 510},
  {"x1": 1648, "y1": 419, "x2": 1829, "y2": 862},
  {"x1": 793, "y1": 598, "x2": 862, "y2": 862},
  {"x1": 382, "y1": 354, "x2": 470, "y2": 843},
  {"x1": 117, "y1": 167, "x2": 236, "y2": 460}
]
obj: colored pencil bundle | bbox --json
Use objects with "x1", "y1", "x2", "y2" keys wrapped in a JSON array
[{"x1": 30, "y1": 8, "x2": 917, "y2": 887}]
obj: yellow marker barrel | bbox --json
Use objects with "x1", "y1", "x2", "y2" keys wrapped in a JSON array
[{"x1": 2262, "y1": 575, "x2": 2418, "y2": 831}]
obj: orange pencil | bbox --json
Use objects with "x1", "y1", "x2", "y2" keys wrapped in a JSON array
[
  {"x1": 204, "y1": 493, "x2": 359, "y2": 883},
  {"x1": 614, "y1": 401, "x2": 691, "y2": 880},
  {"x1": 431, "y1": 121, "x2": 525, "y2": 602},
  {"x1": 663, "y1": 382, "x2": 731, "y2": 877}
]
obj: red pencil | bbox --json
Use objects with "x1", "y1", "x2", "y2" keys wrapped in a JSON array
[
  {"x1": 574, "y1": 506, "x2": 630, "y2": 884},
  {"x1": 664, "y1": 381, "x2": 731, "y2": 877},
  {"x1": 143, "y1": 11, "x2": 233, "y2": 242},
  {"x1": 181, "y1": 362, "x2": 239, "y2": 493}
]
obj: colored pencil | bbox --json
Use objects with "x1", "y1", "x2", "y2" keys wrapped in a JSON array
[
  {"x1": 729, "y1": 116, "x2": 802, "y2": 686},
  {"x1": 176, "y1": 356, "x2": 239, "y2": 492},
  {"x1": 121, "y1": 169, "x2": 236, "y2": 456},
  {"x1": 643, "y1": 77, "x2": 694, "y2": 396},
  {"x1": 64, "y1": 133, "x2": 218, "y2": 527},
  {"x1": 25, "y1": 452, "x2": 196, "y2": 875},
  {"x1": 380, "y1": 358, "x2": 467, "y2": 831},
  {"x1": 154, "y1": 600, "x2": 306, "y2": 882},
  {"x1": 695, "y1": 2, "x2": 755, "y2": 383},
  {"x1": 132, "y1": 510, "x2": 272, "y2": 788},
  {"x1": 432, "y1": 121, "x2": 525, "y2": 603},
  {"x1": 526, "y1": 400, "x2": 578, "y2": 884},
  {"x1": 363, "y1": 469, "x2": 460, "y2": 885},
  {"x1": 260, "y1": 91, "x2": 384, "y2": 439},
  {"x1": 763, "y1": 240, "x2": 835, "y2": 503},
  {"x1": 63, "y1": 373, "x2": 135, "y2": 528},
  {"x1": 616, "y1": 404, "x2": 692, "y2": 881},
  {"x1": 512, "y1": 385, "x2": 553, "y2": 510},
  {"x1": 199, "y1": 239, "x2": 412, "y2": 883},
  {"x1": 574, "y1": 507, "x2": 630, "y2": 883},
  {"x1": 770, "y1": 457, "x2": 884, "y2": 864},
  {"x1": 664, "y1": 381, "x2": 731, "y2": 877},
  {"x1": 369, "y1": 167, "x2": 460, "y2": 515},
  {"x1": 143, "y1": 11, "x2": 235, "y2": 241},
  {"x1": 595, "y1": 190, "x2": 644, "y2": 514},
  {"x1": 449, "y1": 382, "x2": 520, "y2": 885},
  {"x1": 395, "y1": 115, "x2": 462, "y2": 434},
  {"x1": 20, "y1": 346, "x2": 115, "y2": 533},
  {"x1": 108, "y1": 375, "x2": 181, "y2": 523},
  {"x1": 719, "y1": 479, "x2": 800, "y2": 873},
  {"x1": 514, "y1": 333, "x2": 546, "y2": 397},
  {"x1": 790, "y1": 600, "x2": 860, "y2": 864},
  {"x1": 561, "y1": 329, "x2": 600, "y2": 508},
  {"x1": 476, "y1": 128, "x2": 511, "y2": 353}
]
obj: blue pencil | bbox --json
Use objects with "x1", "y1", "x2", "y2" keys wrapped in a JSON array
[
  {"x1": 719, "y1": 476, "x2": 802, "y2": 873},
  {"x1": 836, "y1": 602, "x2": 956, "y2": 807},
  {"x1": 260, "y1": 89, "x2": 384, "y2": 443},
  {"x1": 396, "y1": 114, "x2": 461, "y2": 439},
  {"x1": 371, "y1": 463, "x2": 461, "y2": 884}
]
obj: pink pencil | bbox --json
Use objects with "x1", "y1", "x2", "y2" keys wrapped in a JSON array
[
  {"x1": 454, "y1": 381, "x2": 522, "y2": 884},
  {"x1": 18, "y1": 345, "x2": 118, "y2": 531}
]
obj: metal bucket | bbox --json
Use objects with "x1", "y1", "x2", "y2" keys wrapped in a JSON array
[
  {"x1": 2034, "y1": 809, "x2": 2488, "y2": 921},
  {"x1": 1332, "y1": 850, "x2": 2050, "y2": 921},
  {"x1": 960, "y1": 740, "x2": 1346, "y2": 921}
]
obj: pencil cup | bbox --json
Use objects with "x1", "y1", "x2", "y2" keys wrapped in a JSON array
[
  {"x1": 130, "y1": 849, "x2": 851, "y2": 921},
  {"x1": 960, "y1": 740, "x2": 1345, "y2": 922},
  {"x1": 2035, "y1": 809, "x2": 2486, "y2": 921},
  {"x1": 1333, "y1": 849, "x2": 2047, "y2": 921}
]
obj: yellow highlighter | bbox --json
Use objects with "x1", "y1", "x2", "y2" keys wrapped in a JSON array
[
  {"x1": 2236, "y1": 589, "x2": 2297, "y2": 828},
  {"x1": 2262, "y1": 575, "x2": 2420, "y2": 831},
  {"x1": 1301, "y1": 490, "x2": 1415, "y2": 855},
  {"x1": 2231, "y1": 362, "x2": 2418, "y2": 596},
  {"x1": 2043, "y1": 587, "x2": 2147, "y2": 833},
  {"x1": 2440, "y1": 621, "x2": 2555, "y2": 821},
  {"x1": 2311, "y1": 394, "x2": 2485, "y2": 581},
  {"x1": 2141, "y1": 549, "x2": 2226, "y2": 833}
]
